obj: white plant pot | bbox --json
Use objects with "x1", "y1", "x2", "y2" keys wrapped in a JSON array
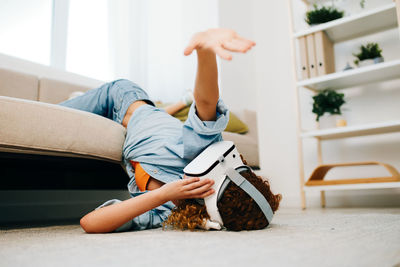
[
  {"x1": 357, "y1": 57, "x2": 384, "y2": 67},
  {"x1": 373, "y1": 56, "x2": 384, "y2": 64},
  {"x1": 358, "y1": 59, "x2": 374, "y2": 67},
  {"x1": 318, "y1": 115, "x2": 347, "y2": 129}
]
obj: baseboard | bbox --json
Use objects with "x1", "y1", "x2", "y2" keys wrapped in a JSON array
[
  {"x1": 280, "y1": 188, "x2": 400, "y2": 209},
  {"x1": 0, "y1": 190, "x2": 130, "y2": 225}
]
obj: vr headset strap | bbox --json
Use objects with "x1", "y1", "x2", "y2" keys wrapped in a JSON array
[{"x1": 226, "y1": 168, "x2": 274, "y2": 224}]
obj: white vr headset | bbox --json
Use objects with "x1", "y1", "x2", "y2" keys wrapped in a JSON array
[{"x1": 183, "y1": 141, "x2": 274, "y2": 230}]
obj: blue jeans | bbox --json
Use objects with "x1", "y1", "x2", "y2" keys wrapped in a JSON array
[{"x1": 59, "y1": 79, "x2": 154, "y2": 124}]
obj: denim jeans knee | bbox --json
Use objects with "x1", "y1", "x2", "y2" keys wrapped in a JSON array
[
  {"x1": 111, "y1": 79, "x2": 155, "y2": 124},
  {"x1": 59, "y1": 79, "x2": 154, "y2": 124}
]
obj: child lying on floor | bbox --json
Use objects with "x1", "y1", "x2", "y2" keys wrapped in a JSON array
[{"x1": 59, "y1": 28, "x2": 281, "y2": 232}]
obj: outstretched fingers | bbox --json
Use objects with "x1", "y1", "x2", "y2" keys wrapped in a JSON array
[
  {"x1": 184, "y1": 36, "x2": 200, "y2": 56},
  {"x1": 214, "y1": 46, "x2": 232, "y2": 60},
  {"x1": 222, "y1": 39, "x2": 253, "y2": 53},
  {"x1": 238, "y1": 36, "x2": 256, "y2": 47},
  {"x1": 184, "y1": 44, "x2": 196, "y2": 56},
  {"x1": 194, "y1": 188, "x2": 215, "y2": 199},
  {"x1": 182, "y1": 178, "x2": 215, "y2": 198},
  {"x1": 183, "y1": 178, "x2": 213, "y2": 191},
  {"x1": 182, "y1": 177, "x2": 200, "y2": 185}
]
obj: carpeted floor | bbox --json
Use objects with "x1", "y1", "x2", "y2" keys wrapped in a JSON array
[{"x1": 1, "y1": 208, "x2": 400, "y2": 267}]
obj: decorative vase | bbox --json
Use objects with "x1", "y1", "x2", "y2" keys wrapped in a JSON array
[
  {"x1": 335, "y1": 115, "x2": 347, "y2": 127},
  {"x1": 358, "y1": 59, "x2": 374, "y2": 67},
  {"x1": 343, "y1": 62, "x2": 353, "y2": 71},
  {"x1": 318, "y1": 115, "x2": 336, "y2": 129},
  {"x1": 318, "y1": 114, "x2": 347, "y2": 129},
  {"x1": 358, "y1": 57, "x2": 384, "y2": 67},
  {"x1": 373, "y1": 56, "x2": 384, "y2": 64}
]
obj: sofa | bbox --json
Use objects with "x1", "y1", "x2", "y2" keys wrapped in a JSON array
[{"x1": 0, "y1": 66, "x2": 259, "y2": 190}]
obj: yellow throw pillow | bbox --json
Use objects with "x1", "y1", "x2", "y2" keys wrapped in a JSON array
[
  {"x1": 156, "y1": 103, "x2": 248, "y2": 134},
  {"x1": 225, "y1": 111, "x2": 249, "y2": 134}
]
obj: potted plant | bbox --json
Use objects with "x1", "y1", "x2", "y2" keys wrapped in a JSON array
[
  {"x1": 305, "y1": 4, "x2": 344, "y2": 26},
  {"x1": 353, "y1": 42, "x2": 384, "y2": 67},
  {"x1": 312, "y1": 89, "x2": 346, "y2": 128}
]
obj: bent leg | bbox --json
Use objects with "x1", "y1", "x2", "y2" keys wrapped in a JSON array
[
  {"x1": 164, "y1": 101, "x2": 187, "y2": 115},
  {"x1": 59, "y1": 79, "x2": 154, "y2": 124}
]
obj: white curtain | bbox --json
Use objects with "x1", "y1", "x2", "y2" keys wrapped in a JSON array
[{"x1": 108, "y1": 0, "x2": 219, "y2": 103}]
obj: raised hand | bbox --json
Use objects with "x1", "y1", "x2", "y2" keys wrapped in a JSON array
[{"x1": 183, "y1": 28, "x2": 256, "y2": 60}]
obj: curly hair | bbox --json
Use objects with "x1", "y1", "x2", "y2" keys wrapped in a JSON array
[{"x1": 164, "y1": 157, "x2": 282, "y2": 231}]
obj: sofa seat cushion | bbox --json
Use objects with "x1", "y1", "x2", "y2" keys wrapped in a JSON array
[
  {"x1": 0, "y1": 96, "x2": 126, "y2": 162},
  {"x1": 222, "y1": 131, "x2": 259, "y2": 167}
]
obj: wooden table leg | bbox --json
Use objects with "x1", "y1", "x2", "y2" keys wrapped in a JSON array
[
  {"x1": 301, "y1": 189, "x2": 306, "y2": 209},
  {"x1": 320, "y1": 190, "x2": 326, "y2": 208}
]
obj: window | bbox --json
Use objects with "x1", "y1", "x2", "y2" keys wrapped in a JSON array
[
  {"x1": 66, "y1": 0, "x2": 112, "y2": 80},
  {"x1": 0, "y1": 0, "x2": 53, "y2": 65},
  {"x1": 0, "y1": 0, "x2": 219, "y2": 90}
]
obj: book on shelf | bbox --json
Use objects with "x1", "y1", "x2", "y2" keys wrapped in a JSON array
[
  {"x1": 299, "y1": 31, "x2": 335, "y2": 80},
  {"x1": 298, "y1": 36, "x2": 310, "y2": 80},
  {"x1": 306, "y1": 33, "x2": 318, "y2": 78},
  {"x1": 314, "y1": 31, "x2": 335, "y2": 76}
]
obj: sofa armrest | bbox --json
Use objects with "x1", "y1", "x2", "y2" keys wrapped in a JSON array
[{"x1": 242, "y1": 109, "x2": 258, "y2": 141}]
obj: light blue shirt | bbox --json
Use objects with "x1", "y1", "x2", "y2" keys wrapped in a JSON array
[{"x1": 105, "y1": 99, "x2": 229, "y2": 231}]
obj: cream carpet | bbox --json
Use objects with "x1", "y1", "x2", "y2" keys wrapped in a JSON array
[{"x1": 1, "y1": 208, "x2": 399, "y2": 267}]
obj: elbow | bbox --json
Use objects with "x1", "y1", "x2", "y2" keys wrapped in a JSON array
[
  {"x1": 194, "y1": 97, "x2": 218, "y2": 109},
  {"x1": 80, "y1": 216, "x2": 94, "y2": 233},
  {"x1": 80, "y1": 215, "x2": 105, "y2": 233},
  {"x1": 80, "y1": 215, "x2": 114, "y2": 233}
]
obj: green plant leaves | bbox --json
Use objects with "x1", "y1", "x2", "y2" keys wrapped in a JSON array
[
  {"x1": 312, "y1": 89, "x2": 345, "y2": 121},
  {"x1": 305, "y1": 4, "x2": 344, "y2": 25},
  {"x1": 353, "y1": 42, "x2": 383, "y2": 64}
]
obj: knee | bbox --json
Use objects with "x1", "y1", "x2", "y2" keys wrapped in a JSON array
[{"x1": 111, "y1": 79, "x2": 138, "y2": 89}]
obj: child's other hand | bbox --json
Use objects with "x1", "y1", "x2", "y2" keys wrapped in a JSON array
[
  {"x1": 160, "y1": 177, "x2": 215, "y2": 202},
  {"x1": 183, "y1": 28, "x2": 256, "y2": 60}
]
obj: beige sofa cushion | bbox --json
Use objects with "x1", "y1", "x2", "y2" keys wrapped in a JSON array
[
  {"x1": 222, "y1": 131, "x2": 259, "y2": 167},
  {"x1": 0, "y1": 96, "x2": 126, "y2": 162},
  {"x1": 242, "y1": 109, "x2": 258, "y2": 140},
  {"x1": 0, "y1": 68, "x2": 39, "y2": 100},
  {"x1": 39, "y1": 78, "x2": 92, "y2": 104}
]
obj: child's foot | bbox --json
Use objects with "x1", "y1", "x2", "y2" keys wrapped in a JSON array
[{"x1": 181, "y1": 89, "x2": 194, "y2": 106}]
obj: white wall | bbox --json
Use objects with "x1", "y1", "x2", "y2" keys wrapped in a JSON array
[
  {"x1": 219, "y1": 0, "x2": 400, "y2": 208},
  {"x1": 219, "y1": 0, "x2": 301, "y2": 207},
  {"x1": 218, "y1": 0, "x2": 257, "y2": 113}
]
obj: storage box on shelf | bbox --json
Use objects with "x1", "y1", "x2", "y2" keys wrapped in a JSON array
[{"x1": 288, "y1": 0, "x2": 400, "y2": 208}]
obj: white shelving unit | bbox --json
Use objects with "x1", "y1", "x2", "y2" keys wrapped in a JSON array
[
  {"x1": 288, "y1": 0, "x2": 400, "y2": 208},
  {"x1": 298, "y1": 59, "x2": 400, "y2": 90},
  {"x1": 301, "y1": 120, "x2": 400, "y2": 140},
  {"x1": 294, "y1": 3, "x2": 397, "y2": 42}
]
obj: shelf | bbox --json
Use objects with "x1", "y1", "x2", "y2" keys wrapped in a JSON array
[
  {"x1": 301, "y1": 120, "x2": 400, "y2": 140},
  {"x1": 293, "y1": 3, "x2": 398, "y2": 42},
  {"x1": 289, "y1": 0, "x2": 400, "y2": 208},
  {"x1": 304, "y1": 182, "x2": 400, "y2": 191},
  {"x1": 297, "y1": 59, "x2": 400, "y2": 90}
]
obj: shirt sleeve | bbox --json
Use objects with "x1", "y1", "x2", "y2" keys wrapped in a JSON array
[
  {"x1": 96, "y1": 197, "x2": 174, "y2": 232},
  {"x1": 182, "y1": 99, "x2": 229, "y2": 160}
]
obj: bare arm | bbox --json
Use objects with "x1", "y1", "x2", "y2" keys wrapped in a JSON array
[
  {"x1": 80, "y1": 177, "x2": 214, "y2": 233},
  {"x1": 184, "y1": 29, "x2": 255, "y2": 121}
]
